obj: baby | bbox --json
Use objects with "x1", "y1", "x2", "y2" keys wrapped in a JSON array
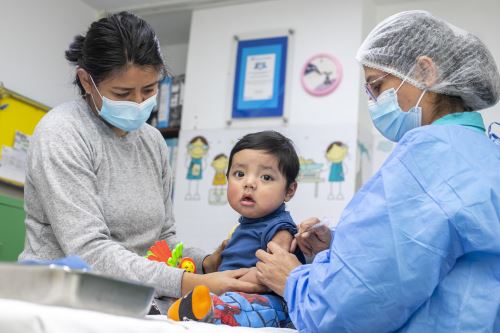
[{"x1": 169, "y1": 130, "x2": 304, "y2": 328}]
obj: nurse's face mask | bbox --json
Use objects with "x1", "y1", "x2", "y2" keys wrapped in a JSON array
[
  {"x1": 89, "y1": 75, "x2": 157, "y2": 132},
  {"x1": 366, "y1": 74, "x2": 426, "y2": 142}
]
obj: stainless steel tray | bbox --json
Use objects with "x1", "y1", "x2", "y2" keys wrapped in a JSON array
[{"x1": 0, "y1": 263, "x2": 155, "y2": 317}]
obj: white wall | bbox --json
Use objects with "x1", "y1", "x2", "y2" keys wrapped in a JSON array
[
  {"x1": 162, "y1": 43, "x2": 189, "y2": 75},
  {"x1": 0, "y1": 0, "x2": 97, "y2": 108},
  {"x1": 0, "y1": 0, "x2": 97, "y2": 199},
  {"x1": 175, "y1": 0, "x2": 366, "y2": 251},
  {"x1": 369, "y1": 0, "x2": 500, "y2": 170},
  {"x1": 181, "y1": 0, "x2": 364, "y2": 131}
]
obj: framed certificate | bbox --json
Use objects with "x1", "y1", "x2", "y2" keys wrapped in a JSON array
[{"x1": 227, "y1": 31, "x2": 292, "y2": 122}]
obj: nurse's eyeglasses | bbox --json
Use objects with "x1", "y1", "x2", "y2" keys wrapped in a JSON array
[{"x1": 364, "y1": 73, "x2": 389, "y2": 101}]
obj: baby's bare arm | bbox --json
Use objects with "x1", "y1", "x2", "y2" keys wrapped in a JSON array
[
  {"x1": 270, "y1": 229, "x2": 294, "y2": 252},
  {"x1": 239, "y1": 230, "x2": 294, "y2": 285}
]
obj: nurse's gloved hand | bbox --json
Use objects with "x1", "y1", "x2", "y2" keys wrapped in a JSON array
[{"x1": 292, "y1": 217, "x2": 332, "y2": 256}]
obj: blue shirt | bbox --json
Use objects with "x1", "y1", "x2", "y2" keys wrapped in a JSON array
[
  {"x1": 285, "y1": 114, "x2": 500, "y2": 332},
  {"x1": 219, "y1": 204, "x2": 305, "y2": 271}
]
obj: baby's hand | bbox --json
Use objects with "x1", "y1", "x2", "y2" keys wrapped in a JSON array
[
  {"x1": 238, "y1": 267, "x2": 259, "y2": 284},
  {"x1": 202, "y1": 239, "x2": 228, "y2": 273},
  {"x1": 239, "y1": 267, "x2": 269, "y2": 291}
]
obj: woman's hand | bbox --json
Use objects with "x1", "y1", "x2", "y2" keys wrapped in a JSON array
[
  {"x1": 255, "y1": 242, "x2": 302, "y2": 297},
  {"x1": 238, "y1": 267, "x2": 259, "y2": 284},
  {"x1": 182, "y1": 268, "x2": 268, "y2": 296},
  {"x1": 291, "y1": 217, "x2": 332, "y2": 256},
  {"x1": 202, "y1": 239, "x2": 228, "y2": 273}
]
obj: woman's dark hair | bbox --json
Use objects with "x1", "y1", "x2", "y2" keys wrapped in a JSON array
[
  {"x1": 432, "y1": 94, "x2": 469, "y2": 119},
  {"x1": 65, "y1": 11, "x2": 166, "y2": 96},
  {"x1": 227, "y1": 131, "x2": 300, "y2": 188}
]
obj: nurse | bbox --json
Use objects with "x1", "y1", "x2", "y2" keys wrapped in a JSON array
[
  {"x1": 256, "y1": 10, "x2": 500, "y2": 332},
  {"x1": 19, "y1": 11, "x2": 262, "y2": 302}
]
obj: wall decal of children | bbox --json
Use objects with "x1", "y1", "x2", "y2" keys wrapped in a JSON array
[
  {"x1": 209, "y1": 153, "x2": 229, "y2": 205},
  {"x1": 185, "y1": 136, "x2": 209, "y2": 201},
  {"x1": 325, "y1": 141, "x2": 348, "y2": 200},
  {"x1": 297, "y1": 157, "x2": 324, "y2": 198}
]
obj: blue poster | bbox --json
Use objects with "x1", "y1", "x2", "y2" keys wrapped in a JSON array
[
  {"x1": 232, "y1": 36, "x2": 288, "y2": 118},
  {"x1": 157, "y1": 76, "x2": 172, "y2": 128}
]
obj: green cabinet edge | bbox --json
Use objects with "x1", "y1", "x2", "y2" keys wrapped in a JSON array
[{"x1": 0, "y1": 195, "x2": 24, "y2": 209}]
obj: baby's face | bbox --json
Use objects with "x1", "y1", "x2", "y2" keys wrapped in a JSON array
[{"x1": 227, "y1": 149, "x2": 295, "y2": 219}]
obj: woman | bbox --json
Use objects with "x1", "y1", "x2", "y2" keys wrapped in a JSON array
[
  {"x1": 19, "y1": 11, "x2": 261, "y2": 303},
  {"x1": 256, "y1": 10, "x2": 500, "y2": 332}
]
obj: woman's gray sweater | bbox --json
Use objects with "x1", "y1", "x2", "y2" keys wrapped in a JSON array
[{"x1": 19, "y1": 99, "x2": 205, "y2": 298}]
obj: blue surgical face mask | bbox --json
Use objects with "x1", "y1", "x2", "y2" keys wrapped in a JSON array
[
  {"x1": 368, "y1": 80, "x2": 426, "y2": 142},
  {"x1": 89, "y1": 76, "x2": 157, "y2": 132}
]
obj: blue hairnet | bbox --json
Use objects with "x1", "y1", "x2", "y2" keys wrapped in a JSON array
[{"x1": 356, "y1": 10, "x2": 500, "y2": 111}]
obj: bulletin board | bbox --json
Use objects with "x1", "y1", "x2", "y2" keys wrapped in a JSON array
[{"x1": 0, "y1": 84, "x2": 49, "y2": 186}]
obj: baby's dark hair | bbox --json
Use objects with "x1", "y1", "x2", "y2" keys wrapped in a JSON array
[
  {"x1": 65, "y1": 11, "x2": 166, "y2": 96},
  {"x1": 227, "y1": 131, "x2": 299, "y2": 188}
]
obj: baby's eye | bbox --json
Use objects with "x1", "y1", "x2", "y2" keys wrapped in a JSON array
[
  {"x1": 261, "y1": 175, "x2": 273, "y2": 181},
  {"x1": 234, "y1": 171, "x2": 244, "y2": 178}
]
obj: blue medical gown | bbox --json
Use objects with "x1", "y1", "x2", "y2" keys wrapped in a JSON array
[{"x1": 285, "y1": 124, "x2": 500, "y2": 332}]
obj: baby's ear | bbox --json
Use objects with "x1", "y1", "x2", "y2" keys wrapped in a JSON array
[
  {"x1": 414, "y1": 56, "x2": 438, "y2": 87},
  {"x1": 285, "y1": 181, "x2": 298, "y2": 202}
]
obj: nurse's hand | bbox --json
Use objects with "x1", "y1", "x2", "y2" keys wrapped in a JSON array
[
  {"x1": 291, "y1": 217, "x2": 331, "y2": 256},
  {"x1": 202, "y1": 239, "x2": 228, "y2": 273},
  {"x1": 255, "y1": 242, "x2": 302, "y2": 297}
]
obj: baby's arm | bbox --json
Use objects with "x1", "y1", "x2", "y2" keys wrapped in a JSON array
[
  {"x1": 269, "y1": 229, "x2": 294, "y2": 251},
  {"x1": 238, "y1": 230, "x2": 294, "y2": 284}
]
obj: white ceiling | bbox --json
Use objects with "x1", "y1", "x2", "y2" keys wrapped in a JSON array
[
  {"x1": 79, "y1": 0, "x2": 270, "y2": 46},
  {"x1": 80, "y1": 0, "x2": 270, "y2": 14},
  {"x1": 78, "y1": 0, "x2": 433, "y2": 45}
]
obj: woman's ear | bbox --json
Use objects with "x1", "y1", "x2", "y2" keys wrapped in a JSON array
[
  {"x1": 284, "y1": 181, "x2": 298, "y2": 202},
  {"x1": 415, "y1": 56, "x2": 438, "y2": 87},
  {"x1": 77, "y1": 68, "x2": 92, "y2": 95}
]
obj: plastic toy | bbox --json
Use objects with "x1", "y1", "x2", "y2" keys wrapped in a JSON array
[{"x1": 145, "y1": 240, "x2": 196, "y2": 273}]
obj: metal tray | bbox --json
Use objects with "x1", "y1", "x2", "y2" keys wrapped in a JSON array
[{"x1": 0, "y1": 263, "x2": 155, "y2": 317}]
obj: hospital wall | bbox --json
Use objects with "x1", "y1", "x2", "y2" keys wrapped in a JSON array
[
  {"x1": 162, "y1": 43, "x2": 189, "y2": 76},
  {"x1": 174, "y1": 0, "x2": 366, "y2": 251},
  {"x1": 0, "y1": 0, "x2": 97, "y2": 108},
  {"x1": 172, "y1": 0, "x2": 500, "y2": 252},
  {"x1": 0, "y1": 0, "x2": 97, "y2": 199}
]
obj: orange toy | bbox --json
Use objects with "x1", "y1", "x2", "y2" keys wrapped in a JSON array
[{"x1": 168, "y1": 285, "x2": 213, "y2": 321}]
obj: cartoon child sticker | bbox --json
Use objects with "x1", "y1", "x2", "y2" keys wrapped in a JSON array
[
  {"x1": 209, "y1": 153, "x2": 229, "y2": 205},
  {"x1": 185, "y1": 136, "x2": 209, "y2": 200},
  {"x1": 325, "y1": 141, "x2": 348, "y2": 200}
]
